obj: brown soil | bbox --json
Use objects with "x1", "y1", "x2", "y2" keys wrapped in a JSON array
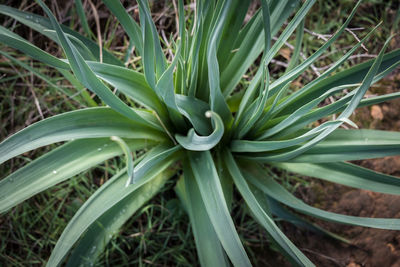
[
  {"x1": 267, "y1": 69, "x2": 400, "y2": 267},
  {"x1": 280, "y1": 184, "x2": 400, "y2": 267}
]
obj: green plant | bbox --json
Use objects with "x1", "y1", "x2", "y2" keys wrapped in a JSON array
[{"x1": 1, "y1": 0, "x2": 400, "y2": 266}]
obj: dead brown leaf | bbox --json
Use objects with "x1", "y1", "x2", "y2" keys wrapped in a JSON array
[
  {"x1": 279, "y1": 48, "x2": 291, "y2": 61},
  {"x1": 370, "y1": 105, "x2": 383, "y2": 120}
]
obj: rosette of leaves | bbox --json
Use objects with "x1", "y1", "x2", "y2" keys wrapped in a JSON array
[{"x1": 1, "y1": 0, "x2": 400, "y2": 266}]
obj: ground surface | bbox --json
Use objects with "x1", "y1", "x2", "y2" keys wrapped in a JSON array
[{"x1": 0, "y1": 1, "x2": 400, "y2": 266}]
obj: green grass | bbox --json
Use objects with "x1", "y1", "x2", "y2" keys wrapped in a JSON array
[{"x1": 0, "y1": 0, "x2": 399, "y2": 266}]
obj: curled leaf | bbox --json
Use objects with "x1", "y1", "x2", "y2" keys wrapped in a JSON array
[
  {"x1": 175, "y1": 111, "x2": 224, "y2": 151},
  {"x1": 110, "y1": 136, "x2": 134, "y2": 186}
]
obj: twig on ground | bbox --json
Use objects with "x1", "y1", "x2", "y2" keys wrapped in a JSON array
[
  {"x1": 301, "y1": 248, "x2": 345, "y2": 267},
  {"x1": 88, "y1": 0, "x2": 103, "y2": 63},
  {"x1": 346, "y1": 28, "x2": 368, "y2": 52}
]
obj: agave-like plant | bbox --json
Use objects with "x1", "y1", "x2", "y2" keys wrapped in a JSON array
[{"x1": 1, "y1": 0, "x2": 400, "y2": 266}]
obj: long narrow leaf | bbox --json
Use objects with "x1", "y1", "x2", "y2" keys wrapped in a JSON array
[
  {"x1": 137, "y1": 0, "x2": 166, "y2": 88},
  {"x1": 177, "y1": 165, "x2": 229, "y2": 267},
  {"x1": 221, "y1": 0, "x2": 299, "y2": 96},
  {"x1": 244, "y1": 164, "x2": 400, "y2": 230},
  {"x1": 46, "y1": 145, "x2": 182, "y2": 266},
  {"x1": 231, "y1": 121, "x2": 339, "y2": 153},
  {"x1": 217, "y1": 0, "x2": 250, "y2": 71},
  {"x1": 188, "y1": 151, "x2": 251, "y2": 267},
  {"x1": 0, "y1": 5, "x2": 121, "y2": 65},
  {"x1": 257, "y1": 84, "x2": 358, "y2": 139},
  {"x1": 0, "y1": 26, "x2": 69, "y2": 69},
  {"x1": 206, "y1": 0, "x2": 233, "y2": 125},
  {"x1": 110, "y1": 136, "x2": 135, "y2": 186},
  {"x1": 36, "y1": 1, "x2": 158, "y2": 129},
  {"x1": 86, "y1": 61, "x2": 168, "y2": 116},
  {"x1": 0, "y1": 138, "x2": 154, "y2": 213},
  {"x1": 103, "y1": 0, "x2": 143, "y2": 56},
  {"x1": 74, "y1": 0, "x2": 92, "y2": 38},
  {"x1": 277, "y1": 48, "x2": 400, "y2": 116},
  {"x1": 267, "y1": 197, "x2": 350, "y2": 244},
  {"x1": 224, "y1": 150, "x2": 314, "y2": 266},
  {"x1": 251, "y1": 37, "x2": 392, "y2": 162},
  {"x1": 275, "y1": 161, "x2": 400, "y2": 195},
  {"x1": 0, "y1": 108, "x2": 164, "y2": 165},
  {"x1": 267, "y1": 0, "x2": 362, "y2": 96},
  {"x1": 66, "y1": 171, "x2": 171, "y2": 266},
  {"x1": 270, "y1": 22, "x2": 379, "y2": 118}
]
